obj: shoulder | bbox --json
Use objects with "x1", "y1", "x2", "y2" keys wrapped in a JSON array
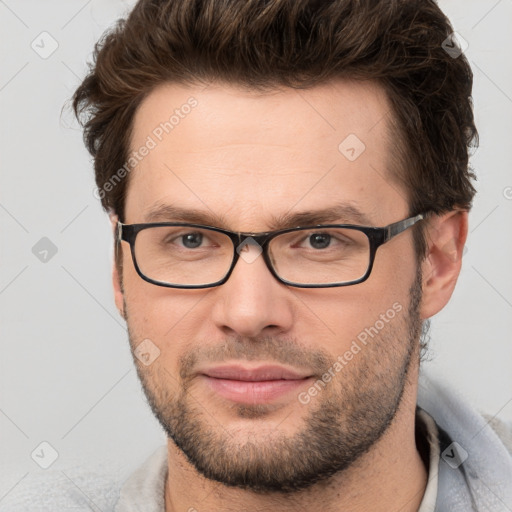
[
  {"x1": 482, "y1": 414, "x2": 512, "y2": 456},
  {"x1": 0, "y1": 464, "x2": 124, "y2": 512}
]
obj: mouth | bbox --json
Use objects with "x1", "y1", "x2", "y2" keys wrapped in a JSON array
[{"x1": 199, "y1": 364, "x2": 314, "y2": 404}]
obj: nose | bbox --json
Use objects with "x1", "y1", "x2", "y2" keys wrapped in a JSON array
[{"x1": 210, "y1": 241, "x2": 294, "y2": 338}]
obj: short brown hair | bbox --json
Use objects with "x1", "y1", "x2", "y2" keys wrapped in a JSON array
[{"x1": 72, "y1": 0, "x2": 478, "y2": 261}]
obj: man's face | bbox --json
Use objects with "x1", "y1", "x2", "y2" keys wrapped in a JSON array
[{"x1": 117, "y1": 79, "x2": 423, "y2": 491}]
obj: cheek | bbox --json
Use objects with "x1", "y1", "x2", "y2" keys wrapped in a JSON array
[
  {"x1": 122, "y1": 267, "x2": 209, "y2": 369},
  {"x1": 121, "y1": 246, "x2": 181, "y2": 324},
  {"x1": 296, "y1": 291, "x2": 403, "y2": 350},
  {"x1": 126, "y1": 288, "x2": 199, "y2": 341},
  {"x1": 295, "y1": 251, "x2": 416, "y2": 340}
]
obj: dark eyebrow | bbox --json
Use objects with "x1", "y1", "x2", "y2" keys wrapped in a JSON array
[{"x1": 143, "y1": 202, "x2": 374, "y2": 231}]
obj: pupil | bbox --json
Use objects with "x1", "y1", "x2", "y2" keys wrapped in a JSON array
[
  {"x1": 182, "y1": 232, "x2": 203, "y2": 248},
  {"x1": 310, "y1": 233, "x2": 330, "y2": 249}
]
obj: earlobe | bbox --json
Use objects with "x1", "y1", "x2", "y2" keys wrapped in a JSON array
[
  {"x1": 419, "y1": 210, "x2": 468, "y2": 320},
  {"x1": 109, "y1": 212, "x2": 126, "y2": 319},
  {"x1": 113, "y1": 262, "x2": 125, "y2": 318}
]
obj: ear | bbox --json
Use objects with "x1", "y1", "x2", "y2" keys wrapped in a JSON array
[
  {"x1": 419, "y1": 210, "x2": 468, "y2": 320},
  {"x1": 109, "y1": 212, "x2": 125, "y2": 319}
]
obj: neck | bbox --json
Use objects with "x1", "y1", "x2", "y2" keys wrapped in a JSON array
[{"x1": 164, "y1": 365, "x2": 427, "y2": 512}]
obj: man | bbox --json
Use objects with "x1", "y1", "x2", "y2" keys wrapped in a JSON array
[{"x1": 70, "y1": 0, "x2": 512, "y2": 511}]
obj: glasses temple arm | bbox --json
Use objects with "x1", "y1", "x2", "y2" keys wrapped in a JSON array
[{"x1": 386, "y1": 213, "x2": 425, "y2": 241}]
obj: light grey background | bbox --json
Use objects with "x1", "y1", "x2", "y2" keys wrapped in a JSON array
[{"x1": 1, "y1": 0, "x2": 511, "y2": 502}]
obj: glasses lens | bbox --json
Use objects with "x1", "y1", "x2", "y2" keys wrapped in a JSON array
[
  {"x1": 134, "y1": 226, "x2": 233, "y2": 286},
  {"x1": 269, "y1": 227, "x2": 370, "y2": 285}
]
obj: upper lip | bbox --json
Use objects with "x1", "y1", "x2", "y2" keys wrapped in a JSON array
[{"x1": 201, "y1": 364, "x2": 311, "y2": 381}]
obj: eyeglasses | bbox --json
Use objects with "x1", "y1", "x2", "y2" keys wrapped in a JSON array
[{"x1": 117, "y1": 213, "x2": 425, "y2": 289}]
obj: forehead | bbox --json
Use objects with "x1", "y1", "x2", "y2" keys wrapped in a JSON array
[
  {"x1": 131, "y1": 79, "x2": 391, "y2": 150},
  {"x1": 125, "y1": 79, "x2": 407, "y2": 228}
]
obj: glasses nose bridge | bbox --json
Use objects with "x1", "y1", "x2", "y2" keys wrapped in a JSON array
[
  {"x1": 228, "y1": 231, "x2": 275, "y2": 274},
  {"x1": 239, "y1": 231, "x2": 273, "y2": 246}
]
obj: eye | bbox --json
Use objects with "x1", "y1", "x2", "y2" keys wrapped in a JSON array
[
  {"x1": 296, "y1": 231, "x2": 354, "y2": 250},
  {"x1": 157, "y1": 227, "x2": 226, "y2": 252},
  {"x1": 160, "y1": 230, "x2": 209, "y2": 250},
  {"x1": 179, "y1": 232, "x2": 204, "y2": 249},
  {"x1": 308, "y1": 233, "x2": 331, "y2": 250}
]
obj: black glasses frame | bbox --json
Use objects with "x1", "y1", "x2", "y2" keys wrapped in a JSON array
[{"x1": 117, "y1": 213, "x2": 425, "y2": 289}]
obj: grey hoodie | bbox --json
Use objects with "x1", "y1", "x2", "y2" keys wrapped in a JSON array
[{"x1": 417, "y1": 372, "x2": 512, "y2": 511}]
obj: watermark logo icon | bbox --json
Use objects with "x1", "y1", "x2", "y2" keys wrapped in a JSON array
[
  {"x1": 442, "y1": 32, "x2": 468, "y2": 59},
  {"x1": 32, "y1": 237, "x2": 58, "y2": 263},
  {"x1": 31, "y1": 441, "x2": 59, "y2": 469},
  {"x1": 237, "y1": 237, "x2": 263, "y2": 264},
  {"x1": 441, "y1": 442, "x2": 468, "y2": 469},
  {"x1": 338, "y1": 134, "x2": 366, "y2": 161},
  {"x1": 134, "y1": 338, "x2": 161, "y2": 366},
  {"x1": 31, "y1": 32, "x2": 59, "y2": 59}
]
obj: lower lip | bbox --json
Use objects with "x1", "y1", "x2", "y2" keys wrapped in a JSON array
[{"x1": 202, "y1": 376, "x2": 311, "y2": 404}]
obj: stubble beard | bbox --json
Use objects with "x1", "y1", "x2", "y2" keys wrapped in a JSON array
[{"x1": 126, "y1": 270, "x2": 423, "y2": 493}]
